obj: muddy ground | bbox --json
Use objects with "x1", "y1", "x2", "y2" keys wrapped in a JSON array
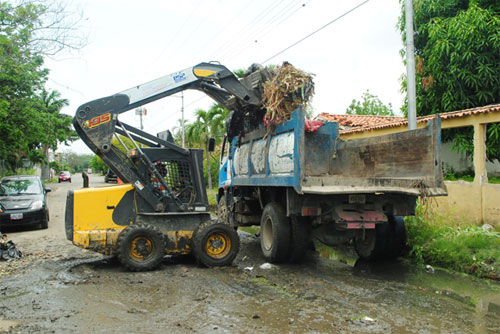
[{"x1": 0, "y1": 174, "x2": 499, "y2": 334}]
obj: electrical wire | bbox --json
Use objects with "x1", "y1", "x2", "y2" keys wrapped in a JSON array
[
  {"x1": 206, "y1": 0, "x2": 288, "y2": 61},
  {"x1": 48, "y1": 78, "x2": 86, "y2": 97},
  {"x1": 152, "y1": 0, "x2": 204, "y2": 66},
  {"x1": 148, "y1": 95, "x2": 209, "y2": 132},
  {"x1": 222, "y1": 0, "x2": 311, "y2": 63},
  {"x1": 221, "y1": 0, "x2": 305, "y2": 61},
  {"x1": 261, "y1": 0, "x2": 371, "y2": 64}
]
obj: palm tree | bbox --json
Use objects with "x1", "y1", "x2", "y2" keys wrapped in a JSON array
[
  {"x1": 172, "y1": 118, "x2": 189, "y2": 147},
  {"x1": 186, "y1": 103, "x2": 229, "y2": 193},
  {"x1": 39, "y1": 89, "x2": 70, "y2": 179}
]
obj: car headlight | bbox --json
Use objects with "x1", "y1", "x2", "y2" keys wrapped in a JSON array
[{"x1": 30, "y1": 200, "x2": 43, "y2": 210}]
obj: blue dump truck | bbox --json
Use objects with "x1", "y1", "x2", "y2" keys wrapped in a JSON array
[{"x1": 217, "y1": 108, "x2": 447, "y2": 263}]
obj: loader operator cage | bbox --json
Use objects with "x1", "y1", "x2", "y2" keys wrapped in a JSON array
[{"x1": 151, "y1": 160, "x2": 196, "y2": 204}]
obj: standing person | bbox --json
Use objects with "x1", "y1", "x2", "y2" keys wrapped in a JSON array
[{"x1": 82, "y1": 170, "x2": 89, "y2": 188}]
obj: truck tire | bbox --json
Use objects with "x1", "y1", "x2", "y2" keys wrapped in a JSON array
[
  {"x1": 288, "y1": 216, "x2": 311, "y2": 262},
  {"x1": 217, "y1": 195, "x2": 229, "y2": 225},
  {"x1": 354, "y1": 222, "x2": 391, "y2": 261},
  {"x1": 193, "y1": 220, "x2": 240, "y2": 267},
  {"x1": 354, "y1": 229, "x2": 377, "y2": 260},
  {"x1": 116, "y1": 223, "x2": 165, "y2": 271},
  {"x1": 387, "y1": 216, "x2": 408, "y2": 259},
  {"x1": 260, "y1": 202, "x2": 290, "y2": 263}
]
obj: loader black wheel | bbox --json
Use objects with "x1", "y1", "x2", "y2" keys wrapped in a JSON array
[
  {"x1": 288, "y1": 216, "x2": 311, "y2": 262},
  {"x1": 260, "y1": 202, "x2": 290, "y2": 263},
  {"x1": 116, "y1": 223, "x2": 165, "y2": 272},
  {"x1": 193, "y1": 220, "x2": 240, "y2": 267}
]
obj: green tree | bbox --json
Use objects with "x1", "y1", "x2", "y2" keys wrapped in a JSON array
[
  {"x1": 0, "y1": 1, "x2": 85, "y2": 173},
  {"x1": 90, "y1": 135, "x2": 137, "y2": 174},
  {"x1": 89, "y1": 155, "x2": 107, "y2": 174},
  {"x1": 38, "y1": 89, "x2": 73, "y2": 178},
  {"x1": 346, "y1": 90, "x2": 395, "y2": 116},
  {"x1": 186, "y1": 104, "x2": 229, "y2": 192},
  {"x1": 398, "y1": 0, "x2": 500, "y2": 161}
]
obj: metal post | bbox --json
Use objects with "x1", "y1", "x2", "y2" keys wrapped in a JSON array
[
  {"x1": 405, "y1": 0, "x2": 417, "y2": 130},
  {"x1": 135, "y1": 107, "x2": 145, "y2": 130},
  {"x1": 181, "y1": 92, "x2": 185, "y2": 148}
]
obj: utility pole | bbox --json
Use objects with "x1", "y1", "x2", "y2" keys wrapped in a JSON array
[
  {"x1": 405, "y1": 0, "x2": 417, "y2": 130},
  {"x1": 135, "y1": 107, "x2": 147, "y2": 130}
]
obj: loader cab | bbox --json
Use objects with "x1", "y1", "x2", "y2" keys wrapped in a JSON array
[{"x1": 218, "y1": 135, "x2": 231, "y2": 189}]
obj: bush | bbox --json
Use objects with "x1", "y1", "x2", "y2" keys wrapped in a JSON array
[{"x1": 405, "y1": 204, "x2": 500, "y2": 279}]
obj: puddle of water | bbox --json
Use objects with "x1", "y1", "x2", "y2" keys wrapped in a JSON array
[
  {"x1": 317, "y1": 242, "x2": 500, "y2": 332},
  {"x1": 0, "y1": 320, "x2": 19, "y2": 331}
]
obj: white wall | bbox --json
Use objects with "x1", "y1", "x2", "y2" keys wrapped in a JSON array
[{"x1": 442, "y1": 142, "x2": 500, "y2": 177}]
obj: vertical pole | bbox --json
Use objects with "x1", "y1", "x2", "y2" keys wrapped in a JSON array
[
  {"x1": 405, "y1": 0, "x2": 417, "y2": 130},
  {"x1": 140, "y1": 111, "x2": 143, "y2": 130},
  {"x1": 473, "y1": 122, "x2": 486, "y2": 224},
  {"x1": 181, "y1": 92, "x2": 185, "y2": 148}
]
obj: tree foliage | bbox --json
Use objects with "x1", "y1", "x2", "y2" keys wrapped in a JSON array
[
  {"x1": 186, "y1": 103, "x2": 229, "y2": 191},
  {"x1": 346, "y1": 90, "x2": 395, "y2": 116},
  {"x1": 399, "y1": 0, "x2": 500, "y2": 161},
  {"x1": 0, "y1": 1, "x2": 83, "y2": 172}
]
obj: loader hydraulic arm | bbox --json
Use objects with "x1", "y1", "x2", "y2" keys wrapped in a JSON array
[{"x1": 73, "y1": 62, "x2": 261, "y2": 212}]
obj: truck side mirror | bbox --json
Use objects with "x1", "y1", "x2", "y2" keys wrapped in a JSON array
[{"x1": 208, "y1": 137, "x2": 216, "y2": 152}]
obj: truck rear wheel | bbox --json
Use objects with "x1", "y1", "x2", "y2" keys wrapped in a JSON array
[
  {"x1": 355, "y1": 217, "x2": 407, "y2": 261},
  {"x1": 354, "y1": 229, "x2": 377, "y2": 260},
  {"x1": 193, "y1": 220, "x2": 240, "y2": 267},
  {"x1": 288, "y1": 216, "x2": 311, "y2": 262},
  {"x1": 260, "y1": 202, "x2": 290, "y2": 263},
  {"x1": 116, "y1": 223, "x2": 165, "y2": 271},
  {"x1": 387, "y1": 216, "x2": 408, "y2": 259}
]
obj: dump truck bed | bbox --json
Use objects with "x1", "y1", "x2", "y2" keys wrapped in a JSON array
[{"x1": 231, "y1": 109, "x2": 447, "y2": 197}]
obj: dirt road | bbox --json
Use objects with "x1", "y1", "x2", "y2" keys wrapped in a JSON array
[{"x1": 0, "y1": 175, "x2": 499, "y2": 333}]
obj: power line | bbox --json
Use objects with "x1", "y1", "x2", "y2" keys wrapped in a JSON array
[
  {"x1": 48, "y1": 78, "x2": 86, "y2": 97},
  {"x1": 148, "y1": 95, "x2": 209, "y2": 132},
  {"x1": 261, "y1": 0, "x2": 370, "y2": 64},
  {"x1": 207, "y1": 0, "x2": 288, "y2": 60},
  {"x1": 152, "y1": 0, "x2": 204, "y2": 66},
  {"x1": 223, "y1": 0, "x2": 311, "y2": 63}
]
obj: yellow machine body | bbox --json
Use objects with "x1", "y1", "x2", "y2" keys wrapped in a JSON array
[{"x1": 66, "y1": 184, "x2": 195, "y2": 256}]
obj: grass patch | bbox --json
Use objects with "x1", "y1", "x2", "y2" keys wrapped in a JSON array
[
  {"x1": 488, "y1": 176, "x2": 500, "y2": 184},
  {"x1": 443, "y1": 174, "x2": 474, "y2": 182},
  {"x1": 206, "y1": 189, "x2": 217, "y2": 213},
  {"x1": 405, "y1": 204, "x2": 500, "y2": 279}
]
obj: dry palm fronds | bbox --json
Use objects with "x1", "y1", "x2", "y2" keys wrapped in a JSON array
[{"x1": 262, "y1": 62, "x2": 314, "y2": 128}]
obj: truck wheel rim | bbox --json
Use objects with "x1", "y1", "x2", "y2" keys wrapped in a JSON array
[
  {"x1": 206, "y1": 233, "x2": 231, "y2": 259},
  {"x1": 130, "y1": 236, "x2": 153, "y2": 259},
  {"x1": 262, "y1": 218, "x2": 273, "y2": 251}
]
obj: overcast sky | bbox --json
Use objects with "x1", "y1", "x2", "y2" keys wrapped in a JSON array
[{"x1": 46, "y1": 0, "x2": 406, "y2": 154}]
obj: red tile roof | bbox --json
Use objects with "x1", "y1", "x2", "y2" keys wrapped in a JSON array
[
  {"x1": 316, "y1": 114, "x2": 405, "y2": 130},
  {"x1": 317, "y1": 104, "x2": 500, "y2": 134}
]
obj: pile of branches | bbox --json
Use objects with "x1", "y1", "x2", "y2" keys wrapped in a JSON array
[{"x1": 262, "y1": 62, "x2": 315, "y2": 128}]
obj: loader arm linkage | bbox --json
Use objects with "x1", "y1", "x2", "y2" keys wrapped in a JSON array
[{"x1": 73, "y1": 62, "x2": 261, "y2": 212}]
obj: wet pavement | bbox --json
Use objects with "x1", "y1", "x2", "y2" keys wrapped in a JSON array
[{"x1": 0, "y1": 175, "x2": 499, "y2": 333}]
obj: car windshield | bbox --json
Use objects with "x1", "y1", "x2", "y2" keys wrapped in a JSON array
[
  {"x1": 0, "y1": 179, "x2": 42, "y2": 195},
  {"x1": 60, "y1": 171, "x2": 70, "y2": 176}
]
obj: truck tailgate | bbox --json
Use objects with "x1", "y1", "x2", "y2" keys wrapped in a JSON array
[{"x1": 302, "y1": 116, "x2": 447, "y2": 196}]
